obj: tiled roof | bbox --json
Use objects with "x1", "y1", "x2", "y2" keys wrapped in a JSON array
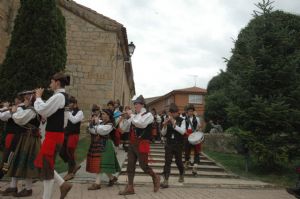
[
  {"x1": 145, "y1": 96, "x2": 161, "y2": 104},
  {"x1": 173, "y1": 86, "x2": 207, "y2": 93}
]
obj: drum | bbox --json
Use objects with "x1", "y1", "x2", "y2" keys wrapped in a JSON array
[{"x1": 188, "y1": 131, "x2": 204, "y2": 145}]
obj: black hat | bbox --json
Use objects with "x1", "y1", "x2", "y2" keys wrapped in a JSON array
[
  {"x1": 133, "y1": 95, "x2": 145, "y2": 105},
  {"x1": 169, "y1": 103, "x2": 179, "y2": 113},
  {"x1": 186, "y1": 104, "x2": 195, "y2": 111}
]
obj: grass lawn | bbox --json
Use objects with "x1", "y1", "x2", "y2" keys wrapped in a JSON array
[
  {"x1": 55, "y1": 136, "x2": 90, "y2": 173},
  {"x1": 204, "y1": 149, "x2": 299, "y2": 187}
]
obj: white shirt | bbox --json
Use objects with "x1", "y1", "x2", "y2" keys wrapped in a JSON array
[
  {"x1": 12, "y1": 107, "x2": 37, "y2": 126},
  {"x1": 34, "y1": 88, "x2": 66, "y2": 118},
  {"x1": 0, "y1": 105, "x2": 25, "y2": 122},
  {"x1": 120, "y1": 108, "x2": 154, "y2": 131},
  {"x1": 68, "y1": 110, "x2": 84, "y2": 124},
  {"x1": 161, "y1": 118, "x2": 186, "y2": 136},
  {"x1": 0, "y1": 110, "x2": 12, "y2": 121},
  {"x1": 88, "y1": 122, "x2": 113, "y2": 136},
  {"x1": 186, "y1": 116, "x2": 201, "y2": 131}
]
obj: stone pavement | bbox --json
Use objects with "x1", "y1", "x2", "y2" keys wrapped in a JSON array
[
  {"x1": 0, "y1": 181, "x2": 295, "y2": 199},
  {"x1": 0, "y1": 143, "x2": 295, "y2": 199}
]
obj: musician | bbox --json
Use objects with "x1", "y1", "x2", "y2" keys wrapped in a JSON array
[
  {"x1": 0, "y1": 96, "x2": 24, "y2": 196},
  {"x1": 6, "y1": 91, "x2": 41, "y2": 197},
  {"x1": 113, "y1": 99, "x2": 122, "y2": 148},
  {"x1": 34, "y1": 72, "x2": 72, "y2": 199},
  {"x1": 184, "y1": 104, "x2": 201, "y2": 176},
  {"x1": 119, "y1": 95, "x2": 160, "y2": 195},
  {"x1": 161, "y1": 103, "x2": 186, "y2": 188},
  {"x1": 120, "y1": 106, "x2": 131, "y2": 152},
  {"x1": 150, "y1": 108, "x2": 161, "y2": 143},
  {"x1": 86, "y1": 109, "x2": 120, "y2": 190},
  {"x1": 60, "y1": 96, "x2": 84, "y2": 181}
]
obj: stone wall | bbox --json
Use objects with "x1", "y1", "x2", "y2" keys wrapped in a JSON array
[
  {"x1": 61, "y1": 7, "x2": 117, "y2": 114},
  {"x1": 202, "y1": 133, "x2": 237, "y2": 154},
  {"x1": 0, "y1": 0, "x2": 134, "y2": 116},
  {"x1": 0, "y1": 0, "x2": 19, "y2": 63}
]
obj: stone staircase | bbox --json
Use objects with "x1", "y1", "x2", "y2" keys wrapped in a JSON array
[{"x1": 118, "y1": 142, "x2": 241, "y2": 183}]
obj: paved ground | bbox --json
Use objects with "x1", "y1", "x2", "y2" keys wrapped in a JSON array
[
  {"x1": 0, "y1": 145, "x2": 295, "y2": 199},
  {"x1": 0, "y1": 181, "x2": 295, "y2": 199}
]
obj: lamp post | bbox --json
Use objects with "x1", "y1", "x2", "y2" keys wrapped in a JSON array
[
  {"x1": 128, "y1": 42, "x2": 136, "y2": 57},
  {"x1": 121, "y1": 42, "x2": 135, "y2": 105}
]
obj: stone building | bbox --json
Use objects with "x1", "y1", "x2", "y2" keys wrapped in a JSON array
[
  {"x1": 0, "y1": 0, "x2": 135, "y2": 114},
  {"x1": 146, "y1": 86, "x2": 207, "y2": 117}
]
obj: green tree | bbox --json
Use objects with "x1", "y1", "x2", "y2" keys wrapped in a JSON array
[
  {"x1": 225, "y1": 3, "x2": 300, "y2": 169},
  {"x1": 0, "y1": 0, "x2": 66, "y2": 100}
]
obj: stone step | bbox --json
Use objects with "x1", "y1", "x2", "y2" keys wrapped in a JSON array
[
  {"x1": 120, "y1": 168, "x2": 238, "y2": 178},
  {"x1": 117, "y1": 176, "x2": 275, "y2": 189},
  {"x1": 121, "y1": 162, "x2": 225, "y2": 172},
  {"x1": 146, "y1": 153, "x2": 209, "y2": 160},
  {"x1": 123, "y1": 158, "x2": 217, "y2": 165}
]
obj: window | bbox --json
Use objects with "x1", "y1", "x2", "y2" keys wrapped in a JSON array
[{"x1": 189, "y1": 95, "x2": 202, "y2": 104}]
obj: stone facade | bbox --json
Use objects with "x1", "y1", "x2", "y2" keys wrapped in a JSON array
[
  {"x1": 0, "y1": 0, "x2": 135, "y2": 115},
  {"x1": 0, "y1": 0, "x2": 19, "y2": 62}
]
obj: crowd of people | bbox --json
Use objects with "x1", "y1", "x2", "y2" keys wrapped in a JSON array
[{"x1": 0, "y1": 72, "x2": 204, "y2": 198}]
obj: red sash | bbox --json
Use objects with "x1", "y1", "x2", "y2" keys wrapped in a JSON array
[
  {"x1": 34, "y1": 132, "x2": 64, "y2": 169},
  {"x1": 185, "y1": 129, "x2": 193, "y2": 138},
  {"x1": 67, "y1": 134, "x2": 79, "y2": 148},
  {"x1": 5, "y1": 133, "x2": 14, "y2": 149}
]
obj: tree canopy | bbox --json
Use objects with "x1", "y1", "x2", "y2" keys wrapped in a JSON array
[{"x1": 0, "y1": 0, "x2": 67, "y2": 100}]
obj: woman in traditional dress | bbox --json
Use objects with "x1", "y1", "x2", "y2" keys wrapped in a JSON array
[{"x1": 86, "y1": 109, "x2": 121, "y2": 190}]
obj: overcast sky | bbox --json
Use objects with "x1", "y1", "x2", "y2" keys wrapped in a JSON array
[{"x1": 74, "y1": 0, "x2": 300, "y2": 98}]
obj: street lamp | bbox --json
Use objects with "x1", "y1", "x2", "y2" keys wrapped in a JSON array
[{"x1": 128, "y1": 42, "x2": 136, "y2": 57}]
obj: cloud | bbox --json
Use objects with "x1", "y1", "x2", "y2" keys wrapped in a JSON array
[{"x1": 74, "y1": 0, "x2": 300, "y2": 98}]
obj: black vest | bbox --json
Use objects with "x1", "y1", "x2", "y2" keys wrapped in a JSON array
[
  {"x1": 65, "y1": 108, "x2": 81, "y2": 134},
  {"x1": 25, "y1": 107, "x2": 40, "y2": 127},
  {"x1": 165, "y1": 117, "x2": 184, "y2": 143},
  {"x1": 46, "y1": 92, "x2": 68, "y2": 132},
  {"x1": 132, "y1": 123, "x2": 152, "y2": 140},
  {"x1": 6, "y1": 106, "x2": 28, "y2": 134},
  {"x1": 6, "y1": 118, "x2": 24, "y2": 134},
  {"x1": 185, "y1": 115, "x2": 198, "y2": 131}
]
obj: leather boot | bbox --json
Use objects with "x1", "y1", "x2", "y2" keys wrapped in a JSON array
[
  {"x1": 152, "y1": 174, "x2": 161, "y2": 192},
  {"x1": 60, "y1": 182, "x2": 73, "y2": 199},
  {"x1": 118, "y1": 185, "x2": 135, "y2": 195},
  {"x1": 160, "y1": 179, "x2": 169, "y2": 188},
  {"x1": 178, "y1": 174, "x2": 184, "y2": 183}
]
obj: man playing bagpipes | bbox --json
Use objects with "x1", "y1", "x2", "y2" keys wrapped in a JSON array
[
  {"x1": 60, "y1": 96, "x2": 84, "y2": 181},
  {"x1": 118, "y1": 95, "x2": 160, "y2": 195}
]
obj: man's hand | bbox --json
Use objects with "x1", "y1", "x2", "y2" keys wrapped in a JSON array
[
  {"x1": 3, "y1": 102, "x2": 9, "y2": 108},
  {"x1": 11, "y1": 105, "x2": 17, "y2": 113},
  {"x1": 163, "y1": 118, "x2": 170, "y2": 127},
  {"x1": 24, "y1": 98, "x2": 30, "y2": 107},
  {"x1": 35, "y1": 88, "x2": 44, "y2": 98}
]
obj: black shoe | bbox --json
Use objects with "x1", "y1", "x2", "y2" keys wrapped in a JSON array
[
  {"x1": 2, "y1": 187, "x2": 17, "y2": 196},
  {"x1": 108, "y1": 176, "x2": 118, "y2": 187},
  {"x1": 286, "y1": 187, "x2": 300, "y2": 198},
  {"x1": 13, "y1": 189, "x2": 33, "y2": 197}
]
